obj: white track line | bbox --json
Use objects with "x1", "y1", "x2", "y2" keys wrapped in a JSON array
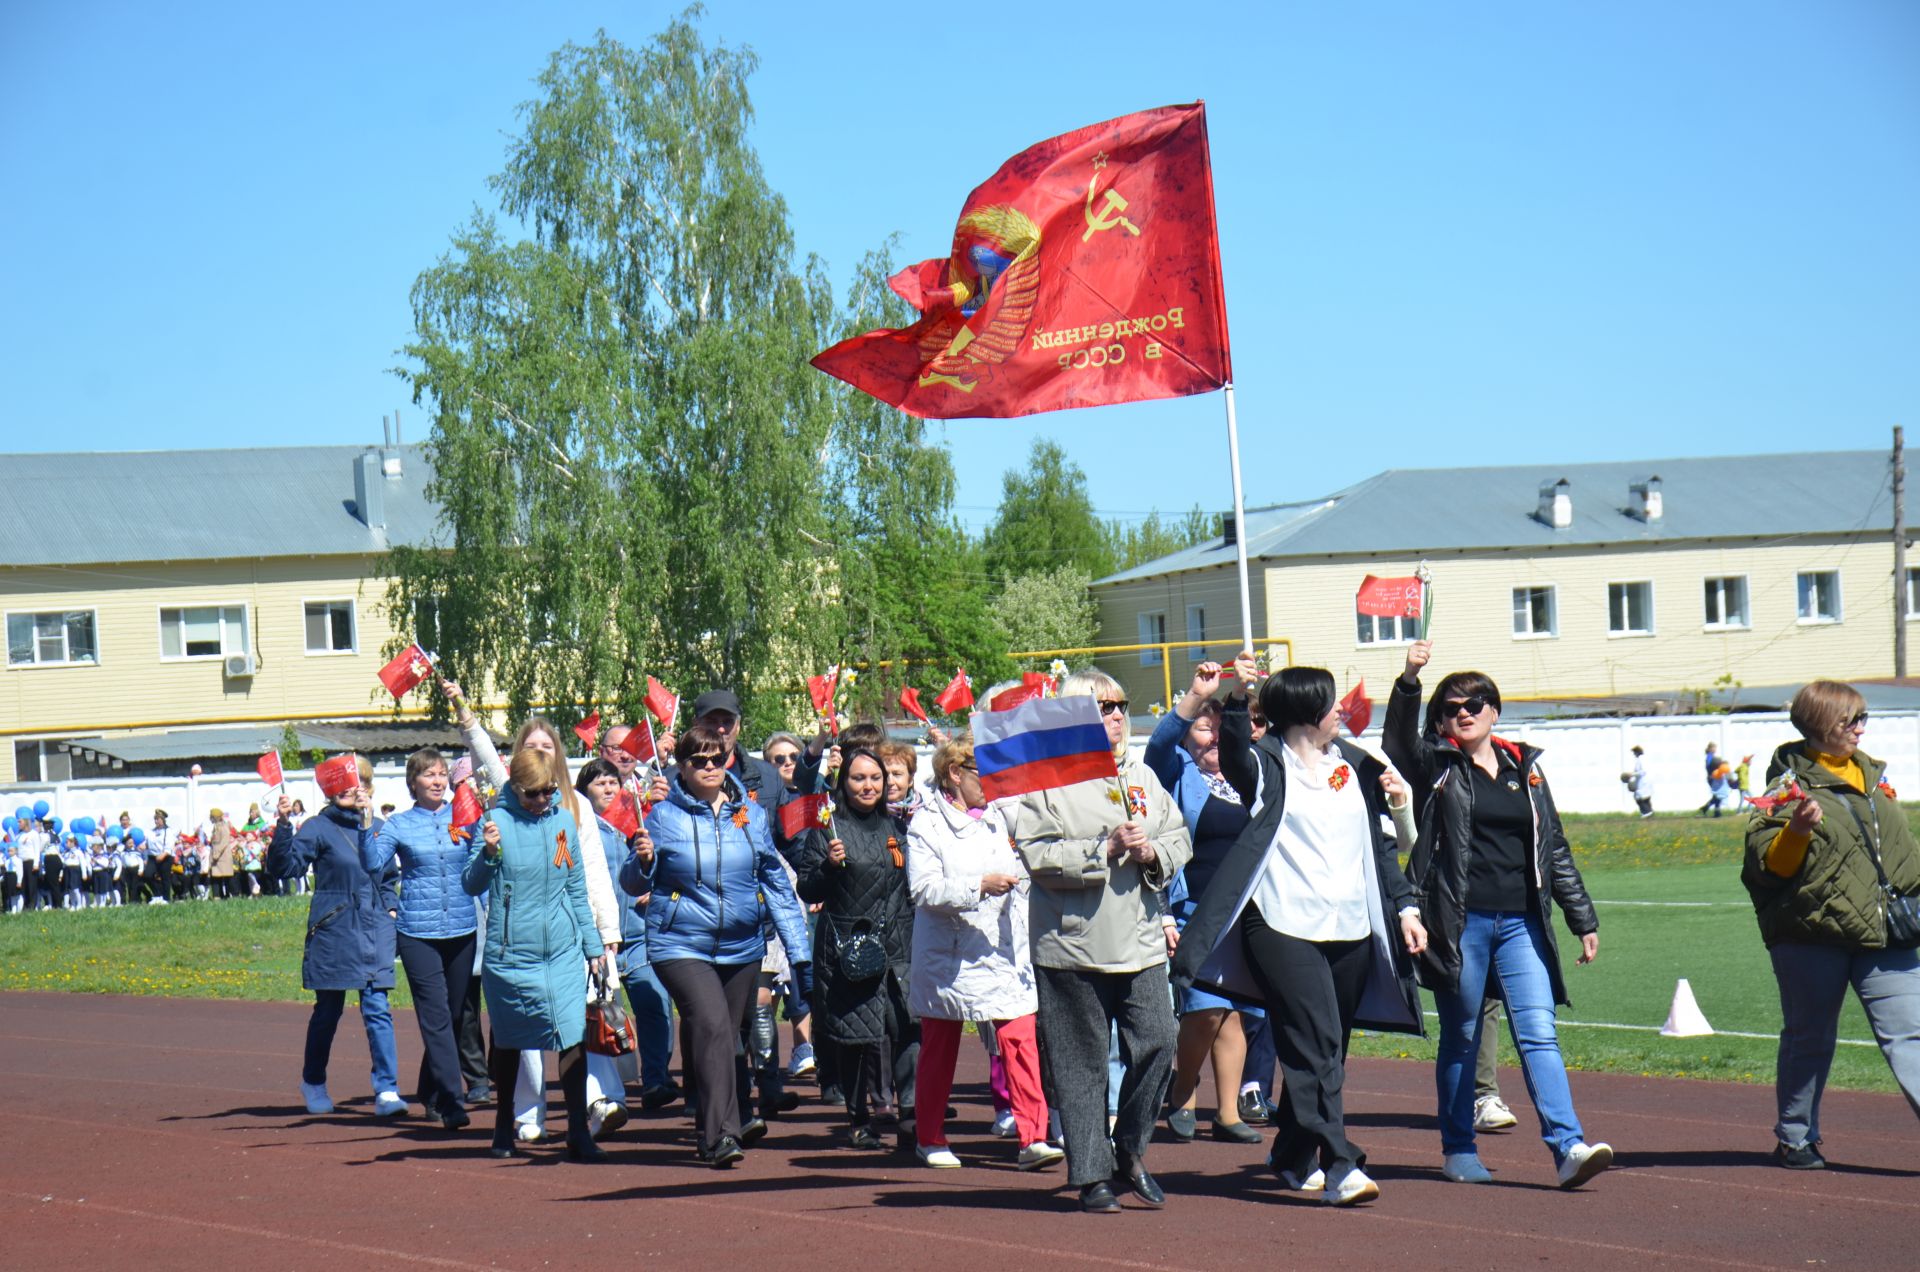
[{"x1": 1414, "y1": 1011, "x2": 1878, "y2": 1047}]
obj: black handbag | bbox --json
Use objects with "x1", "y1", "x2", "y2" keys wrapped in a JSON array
[
  {"x1": 1839, "y1": 791, "x2": 1920, "y2": 949},
  {"x1": 834, "y1": 918, "x2": 887, "y2": 983}
]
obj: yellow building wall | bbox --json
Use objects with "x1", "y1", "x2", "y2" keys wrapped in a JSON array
[
  {"x1": 1095, "y1": 562, "x2": 1275, "y2": 710},
  {"x1": 1, "y1": 557, "x2": 410, "y2": 781}
]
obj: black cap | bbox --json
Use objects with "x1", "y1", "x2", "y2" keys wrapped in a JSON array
[{"x1": 692, "y1": 689, "x2": 742, "y2": 720}]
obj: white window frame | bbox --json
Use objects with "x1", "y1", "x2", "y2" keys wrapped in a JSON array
[
  {"x1": 1702, "y1": 575, "x2": 1751, "y2": 631},
  {"x1": 302, "y1": 598, "x2": 358, "y2": 656},
  {"x1": 1906, "y1": 567, "x2": 1920, "y2": 621},
  {"x1": 1511, "y1": 586, "x2": 1557, "y2": 640},
  {"x1": 1796, "y1": 570, "x2": 1843, "y2": 625},
  {"x1": 1355, "y1": 612, "x2": 1417, "y2": 647},
  {"x1": 157, "y1": 604, "x2": 250, "y2": 661},
  {"x1": 1607, "y1": 580, "x2": 1656, "y2": 638},
  {"x1": 5, "y1": 608, "x2": 100, "y2": 669},
  {"x1": 1138, "y1": 611, "x2": 1166, "y2": 667},
  {"x1": 1185, "y1": 604, "x2": 1207, "y2": 662}
]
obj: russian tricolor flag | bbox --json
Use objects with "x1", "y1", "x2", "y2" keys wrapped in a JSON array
[{"x1": 974, "y1": 695, "x2": 1117, "y2": 802}]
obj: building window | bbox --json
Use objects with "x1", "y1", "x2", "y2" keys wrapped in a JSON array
[
  {"x1": 1907, "y1": 568, "x2": 1920, "y2": 619},
  {"x1": 1356, "y1": 612, "x2": 1416, "y2": 645},
  {"x1": 414, "y1": 598, "x2": 441, "y2": 651},
  {"x1": 159, "y1": 605, "x2": 248, "y2": 659},
  {"x1": 1607, "y1": 581, "x2": 1654, "y2": 636},
  {"x1": 1797, "y1": 571, "x2": 1842, "y2": 624},
  {"x1": 6, "y1": 610, "x2": 98, "y2": 667},
  {"x1": 1703, "y1": 576, "x2": 1750, "y2": 630},
  {"x1": 304, "y1": 600, "x2": 357, "y2": 654},
  {"x1": 1185, "y1": 604, "x2": 1207, "y2": 661},
  {"x1": 1138, "y1": 611, "x2": 1166, "y2": 666},
  {"x1": 1511, "y1": 586, "x2": 1556, "y2": 639}
]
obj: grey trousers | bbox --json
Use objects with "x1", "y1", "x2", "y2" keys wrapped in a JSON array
[
  {"x1": 1036, "y1": 962, "x2": 1177, "y2": 1187},
  {"x1": 1770, "y1": 942, "x2": 1920, "y2": 1148},
  {"x1": 1475, "y1": 999, "x2": 1502, "y2": 1099}
]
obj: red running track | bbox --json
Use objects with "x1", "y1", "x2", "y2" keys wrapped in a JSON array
[{"x1": 1, "y1": 991, "x2": 1915, "y2": 1271}]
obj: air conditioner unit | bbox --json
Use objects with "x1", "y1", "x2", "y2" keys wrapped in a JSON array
[{"x1": 224, "y1": 653, "x2": 257, "y2": 677}]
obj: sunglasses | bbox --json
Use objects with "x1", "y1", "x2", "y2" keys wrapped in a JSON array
[
  {"x1": 685, "y1": 753, "x2": 728, "y2": 770},
  {"x1": 768, "y1": 752, "x2": 799, "y2": 766},
  {"x1": 520, "y1": 785, "x2": 559, "y2": 801},
  {"x1": 1846, "y1": 711, "x2": 1870, "y2": 729},
  {"x1": 1444, "y1": 696, "x2": 1490, "y2": 717},
  {"x1": 1098, "y1": 700, "x2": 1130, "y2": 718}
]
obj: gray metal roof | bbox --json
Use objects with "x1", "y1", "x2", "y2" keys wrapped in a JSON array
[
  {"x1": 1096, "y1": 450, "x2": 1894, "y2": 585},
  {"x1": 61, "y1": 720, "x2": 494, "y2": 765},
  {"x1": 0, "y1": 444, "x2": 445, "y2": 566}
]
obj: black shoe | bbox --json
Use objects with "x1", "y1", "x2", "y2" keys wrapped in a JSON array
[
  {"x1": 566, "y1": 1134, "x2": 609, "y2": 1163},
  {"x1": 488, "y1": 1141, "x2": 519, "y2": 1159},
  {"x1": 465, "y1": 1084, "x2": 494, "y2": 1107},
  {"x1": 1236, "y1": 1089, "x2": 1272, "y2": 1126},
  {"x1": 699, "y1": 1135, "x2": 745, "y2": 1168},
  {"x1": 739, "y1": 1117, "x2": 769, "y2": 1147},
  {"x1": 639, "y1": 1083, "x2": 681, "y2": 1111},
  {"x1": 1211, "y1": 1119, "x2": 1263, "y2": 1145},
  {"x1": 1776, "y1": 1141, "x2": 1827, "y2": 1170},
  {"x1": 1165, "y1": 1106, "x2": 1197, "y2": 1141},
  {"x1": 1079, "y1": 1180, "x2": 1122, "y2": 1213},
  {"x1": 1114, "y1": 1167, "x2": 1166, "y2": 1208},
  {"x1": 440, "y1": 1104, "x2": 472, "y2": 1132},
  {"x1": 820, "y1": 1085, "x2": 845, "y2": 1106},
  {"x1": 847, "y1": 1125, "x2": 885, "y2": 1151},
  {"x1": 760, "y1": 1091, "x2": 801, "y2": 1118}
]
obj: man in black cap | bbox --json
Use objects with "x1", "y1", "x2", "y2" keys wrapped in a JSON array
[{"x1": 687, "y1": 690, "x2": 784, "y2": 806}]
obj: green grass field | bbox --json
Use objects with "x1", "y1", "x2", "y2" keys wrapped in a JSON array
[{"x1": 0, "y1": 812, "x2": 1904, "y2": 1092}]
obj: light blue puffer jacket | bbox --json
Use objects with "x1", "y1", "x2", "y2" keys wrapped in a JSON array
[{"x1": 365, "y1": 803, "x2": 475, "y2": 940}]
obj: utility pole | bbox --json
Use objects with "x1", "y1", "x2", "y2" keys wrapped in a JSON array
[{"x1": 1896, "y1": 425, "x2": 1908, "y2": 678}]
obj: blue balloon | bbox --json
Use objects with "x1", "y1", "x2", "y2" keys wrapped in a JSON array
[
  {"x1": 105, "y1": 826, "x2": 123, "y2": 842},
  {"x1": 48, "y1": 817, "x2": 62, "y2": 834},
  {"x1": 130, "y1": 827, "x2": 146, "y2": 846},
  {"x1": 32, "y1": 800, "x2": 50, "y2": 819},
  {"x1": 73, "y1": 816, "x2": 94, "y2": 836},
  {"x1": 13, "y1": 806, "x2": 30, "y2": 824}
]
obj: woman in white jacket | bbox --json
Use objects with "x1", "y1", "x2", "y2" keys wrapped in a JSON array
[{"x1": 906, "y1": 735, "x2": 1063, "y2": 1171}]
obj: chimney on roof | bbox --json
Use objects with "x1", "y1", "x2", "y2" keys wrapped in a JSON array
[
  {"x1": 380, "y1": 414, "x2": 404, "y2": 478},
  {"x1": 1222, "y1": 512, "x2": 1237, "y2": 547},
  {"x1": 1628, "y1": 475, "x2": 1663, "y2": 522},
  {"x1": 354, "y1": 449, "x2": 386, "y2": 529},
  {"x1": 1535, "y1": 478, "x2": 1572, "y2": 530}
]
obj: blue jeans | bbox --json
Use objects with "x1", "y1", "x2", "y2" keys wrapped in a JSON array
[
  {"x1": 622, "y1": 962, "x2": 675, "y2": 1092},
  {"x1": 1434, "y1": 910, "x2": 1584, "y2": 1160},
  {"x1": 1769, "y1": 941, "x2": 1920, "y2": 1149},
  {"x1": 303, "y1": 988, "x2": 398, "y2": 1095}
]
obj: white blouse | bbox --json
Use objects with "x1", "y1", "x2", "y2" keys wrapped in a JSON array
[{"x1": 1249, "y1": 741, "x2": 1373, "y2": 942}]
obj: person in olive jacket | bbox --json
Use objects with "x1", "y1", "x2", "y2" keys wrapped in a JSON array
[
  {"x1": 1742, "y1": 679, "x2": 1920, "y2": 1169},
  {"x1": 1383, "y1": 640, "x2": 1612, "y2": 1191},
  {"x1": 267, "y1": 754, "x2": 403, "y2": 1120}
]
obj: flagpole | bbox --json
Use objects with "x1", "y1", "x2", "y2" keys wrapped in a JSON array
[{"x1": 1224, "y1": 382, "x2": 1255, "y2": 654}]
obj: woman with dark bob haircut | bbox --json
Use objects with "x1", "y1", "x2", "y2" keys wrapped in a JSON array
[
  {"x1": 1172, "y1": 659, "x2": 1426, "y2": 1206},
  {"x1": 1383, "y1": 639, "x2": 1611, "y2": 1190}
]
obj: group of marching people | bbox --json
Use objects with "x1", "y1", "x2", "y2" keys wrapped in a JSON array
[{"x1": 1, "y1": 801, "x2": 308, "y2": 913}]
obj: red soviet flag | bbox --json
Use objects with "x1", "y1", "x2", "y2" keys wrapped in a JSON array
[
  {"x1": 573, "y1": 712, "x2": 601, "y2": 751},
  {"x1": 933, "y1": 669, "x2": 974, "y2": 715},
  {"x1": 603, "y1": 791, "x2": 642, "y2": 841},
  {"x1": 778, "y1": 792, "x2": 833, "y2": 841},
  {"x1": 256, "y1": 751, "x2": 283, "y2": 788},
  {"x1": 449, "y1": 783, "x2": 485, "y2": 843},
  {"x1": 644, "y1": 676, "x2": 679, "y2": 728},
  {"x1": 1337, "y1": 680, "x2": 1372, "y2": 737},
  {"x1": 377, "y1": 643, "x2": 435, "y2": 699},
  {"x1": 618, "y1": 721, "x2": 658, "y2": 765},
  {"x1": 1355, "y1": 575, "x2": 1425, "y2": 620},
  {"x1": 899, "y1": 686, "x2": 929, "y2": 724},
  {"x1": 811, "y1": 103, "x2": 1230, "y2": 419}
]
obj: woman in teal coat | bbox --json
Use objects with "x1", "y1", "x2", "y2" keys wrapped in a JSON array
[{"x1": 464, "y1": 748, "x2": 608, "y2": 1161}]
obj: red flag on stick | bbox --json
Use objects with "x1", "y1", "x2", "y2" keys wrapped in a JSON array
[
  {"x1": 1355, "y1": 576, "x2": 1425, "y2": 620},
  {"x1": 991, "y1": 682, "x2": 1042, "y2": 711},
  {"x1": 377, "y1": 643, "x2": 435, "y2": 699},
  {"x1": 603, "y1": 791, "x2": 642, "y2": 841},
  {"x1": 808, "y1": 670, "x2": 840, "y2": 717},
  {"x1": 778, "y1": 792, "x2": 833, "y2": 841},
  {"x1": 257, "y1": 751, "x2": 283, "y2": 788},
  {"x1": 1748, "y1": 782, "x2": 1808, "y2": 814},
  {"x1": 811, "y1": 103, "x2": 1230, "y2": 419},
  {"x1": 574, "y1": 712, "x2": 601, "y2": 751},
  {"x1": 1337, "y1": 680, "x2": 1372, "y2": 736},
  {"x1": 899, "y1": 686, "x2": 929, "y2": 724},
  {"x1": 644, "y1": 677, "x2": 679, "y2": 728},
  {"x1": 450, "y1": 784, "x2": 485, "y2": 843},
  {"x1": 934, "y1": 669, "x2": 974, "y2": 715},
  {"x1": 617, "y1": 721, "x2": 658, "y2": 766}
]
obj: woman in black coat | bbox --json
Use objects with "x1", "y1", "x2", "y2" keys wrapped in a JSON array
[
  {"x1": 792, "y1": 746, "x2": 918, "y2": 1150},
  {"x1": 1172, "y1": 662, "x2": 1426, "y2": 1207}
]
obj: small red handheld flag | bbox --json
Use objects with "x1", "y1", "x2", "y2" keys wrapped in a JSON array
[
  {"x1": 991, "y1": 682, "x2": 1042, "y2": 711},
  {"x1": 1748, "y1": 782, "x2": 1808, "y2": 814},
  {"x1": 899, "y1": 686, "x2": 929, "y2": 724},
  {"x1": 1337, "y1": 680, "x2": 1372, "y2": 736},
  {"x1": 617, "y1": 721, "x2": 658, "y2": 765},
  {"x1": 1355, "y1": 576, "x2": 1424, "y2": 620},
  {"x1": 257, "y1": 751, "x2": 283, "y2": 788},
  {"x1": 934, "y1": 669, "x2": 974, "y2": 715},
  {"x1": 377, "y1": 643, "x2": 435, "y2": 699},
  {"x1": 450, "y1": 784, "x2": 485, "y2": 843},
  {"x1": 644, "y1": 676, "x2": 679, "y2": 727},
  {"x1": 778, "y1": 792, "x2": 833, "y2": 841},
  {"x1": 603, "y1": 791, "x2": 642, "y2": 841},
  {"x1": 808, "y1": 669, "x2": 839, "y2": 716},
  {"x1": 574, "y1": 712, "x2": 601, "y2": 751}
]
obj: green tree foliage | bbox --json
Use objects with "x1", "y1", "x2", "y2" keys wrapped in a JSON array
[
  {"x1": 1103, "y1": 503, "x2": 1222, "y2": 573},
  {"x1": 386, "y1": 13, "x2": 982, "y2": 732},
  {"x1": 991, "y1": 566, "x2": 1101, "y2": 660},
  {"x1": 980, "y1": 439, "x2": 1115, "y2": 583}
]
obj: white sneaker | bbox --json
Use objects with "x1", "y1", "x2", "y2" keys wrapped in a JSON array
[
  {"x1": 300, "y1": 1081, "x2": 334, "y2": 1115},
  {"x1": 1556, "y1": 1141, "x2": 1613, "y2": 1189},
  {"x1": 588, "y1": 1099, "x2": 629, "y2": 1140},
  {"x1": 1017, "y1": 1141, "x2": 1065, "y2": 1171},
  {"x1": 1474, "y1": 1094, "x2": 1518, "y2": 1132},
  {"x1": 1278, "y1": 1166, "x2": 1326, "y2": 1191},
  {"x1": 991, "y1": 1111, "x2": 1019, "y2": 1139},
  {"x1": 373, "y1": 1091, "x2": 407, "y2": 1118},
  {"x1": 516, "y1": 1123, "x2": 545, "y2": 1143},
  {"x1": 916, "y1": 1145, "x2": 962, "y2": 1169},
  {"x1": 1324, "y1": 1167, "x2": 1380, "y2": 1206}
]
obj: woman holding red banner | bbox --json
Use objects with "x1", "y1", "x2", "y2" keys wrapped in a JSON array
[
  {"x1": 1003, "y1": 669, "x2": 1192, "y2": 1214},
  {"x1": 361, "y1": 747, "x2": 476, "y2": 1131}
]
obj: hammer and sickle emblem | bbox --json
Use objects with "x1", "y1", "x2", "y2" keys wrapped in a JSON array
[{"x1": 1083, "y1": 175, "x2": 1141, "y2": 243}]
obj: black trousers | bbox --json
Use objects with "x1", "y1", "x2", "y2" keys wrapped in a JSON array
[
  {"x1": 655, "y1": 958, "x2": 760, "y2": 1153},
  {"x1": 1242, "y1": 906, "x2": 1371, "y2": 1184},
  {"x1": 1035, "y1": 962, "x2": 1177, "y2": 1186},
  {"x1": 396, "y1": 931, "x2": 476, "y2": 1117},
  {"x1": 457, "y1": 964, "x2": 489, "y2": 1095}
]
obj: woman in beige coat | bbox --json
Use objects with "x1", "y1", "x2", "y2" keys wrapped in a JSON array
[{"x1": 205, "y1": 810, "x2": 240, "y2": 900}]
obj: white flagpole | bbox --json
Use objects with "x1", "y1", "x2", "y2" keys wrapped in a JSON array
[{"x1": 1224, "y1": 382, "x2": 1255, "y2": 653}]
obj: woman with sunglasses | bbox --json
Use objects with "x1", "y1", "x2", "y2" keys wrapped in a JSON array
[
  {"x1": 1004, "y1": 670, "x2": 1192, "y2": 1213},
  {"x1": 623, "y1": 726, "x2": 812, "y2": 1167},
  {"x1": 1742, "y1": 681, "x2": 1920, "y2": 1169},
  {"x1": 1384, "y1": 641, "x2": 1610, "y2": 1190},
  {"x1": 464, "y1": 748, "x2": 608, "y2": 1161}
]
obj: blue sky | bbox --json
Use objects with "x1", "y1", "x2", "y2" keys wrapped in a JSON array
[{"x1": 3, "y1": 1, "x2": 1915, "y2": 533}]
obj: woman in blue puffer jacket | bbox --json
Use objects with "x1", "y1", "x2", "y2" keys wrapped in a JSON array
[
  {"x1": 464, "y1": 748, "x2": 607, "y2": 1162},
  {"x1": 365, "y1": 748, "x2": 474, "y2": 1131},
  {"x1": 620, "y1": 724, "x2": 812, "y2": 1169}
]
